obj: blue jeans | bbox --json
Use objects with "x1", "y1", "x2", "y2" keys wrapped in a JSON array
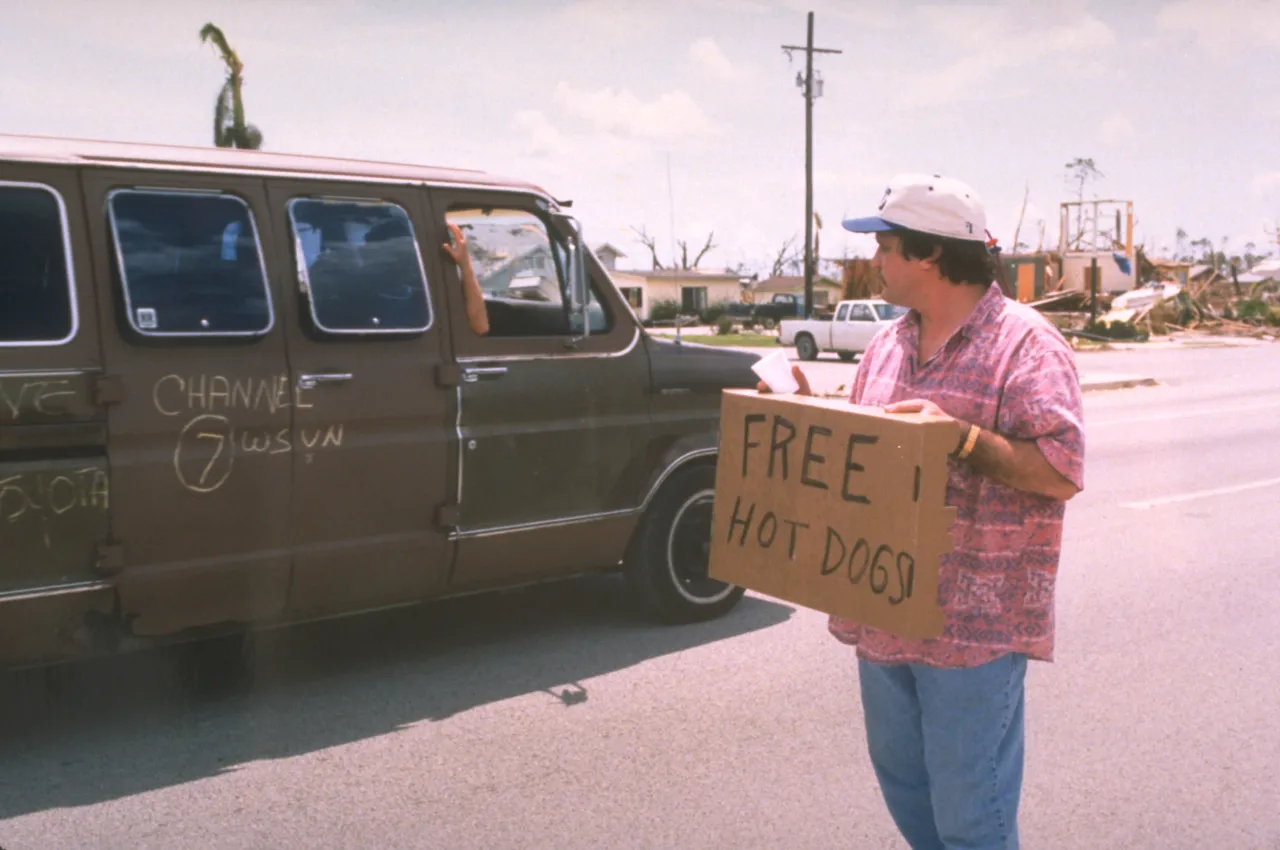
[{"x1": 858, "y1": 653, "x2": 1028, "y2": 850}]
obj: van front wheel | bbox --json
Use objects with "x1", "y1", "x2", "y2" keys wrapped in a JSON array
[{"x1": 625, "y1": 464, "x2": 745, "y2": 623}]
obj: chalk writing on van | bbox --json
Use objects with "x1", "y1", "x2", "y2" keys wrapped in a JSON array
[
  {"x1": 172, "y1": 412, "x2": 345, "y2": 494},
  {"x1": 152, "y1": 373, "x2": 314, "y2": 417},
  {"x1": 0, "y1": 467, "x2": 110, "y2": 548},
  {"x1": 158, "y1": 373, "x2": 346, "y2": 493},
  {"x1": 0, "y1": 377, "x2": 79, "y2": 423}
]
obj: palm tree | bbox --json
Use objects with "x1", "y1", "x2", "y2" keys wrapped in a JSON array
[{"x1": 199, "y1": 23, "x2": 263, "y2": 149}]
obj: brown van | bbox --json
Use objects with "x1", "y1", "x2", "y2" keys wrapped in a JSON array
[{"x1": 0, "y1": 134, "x2": 761, "y2": 670}]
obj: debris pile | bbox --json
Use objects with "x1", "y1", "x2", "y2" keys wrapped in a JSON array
[{"x1": 1029, "y1": 261, "x2": 1279, "y2": 343}]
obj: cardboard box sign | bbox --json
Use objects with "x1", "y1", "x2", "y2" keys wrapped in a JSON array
[{"x1": 708, "y1": 389, "x2": 958, "y2": 640}]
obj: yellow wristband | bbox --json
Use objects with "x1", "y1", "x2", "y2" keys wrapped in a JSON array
[{"x1": 956, "y1": 423, "x2": 980, "y2": 461}]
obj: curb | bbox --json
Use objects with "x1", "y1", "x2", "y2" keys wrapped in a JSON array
[{"x1": 1080, "y1": 377, "x2": 1158, "y2": 393}]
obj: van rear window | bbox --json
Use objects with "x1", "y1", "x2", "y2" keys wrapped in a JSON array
[
  {"x1": 0, "y1": 183, "x2": 77, "y2": 347},
  {"x1": 108, "y1": 190, "x2": 273, "y2": 337},
  {"x1": 287, "y1": 198, "x2": 431, "y2": 334}
]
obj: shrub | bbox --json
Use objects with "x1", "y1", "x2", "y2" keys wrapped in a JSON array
[
  {"x1": 1084, "y1": 319, "x2": 1143, "y2": 340},
  {"x1": 1148, "y1": 300, "x2": 1180, "y2": 334},
  {"x1": 715, "y1": 315, "x2": 735, "y2": 335},
  {"x1": 648, "y1": 299, "x2": 680, "y2": 322},
  {"x1": 1235, "y1": 299, "x2": 1277, "y2": 325},
  {"x1": 699, "y1": 300, "x2": 736, "y2": 324}
]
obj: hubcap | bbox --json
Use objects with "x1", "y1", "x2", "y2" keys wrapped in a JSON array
[{"x1": 666, "y1": 489, "x2": 734, "y2": 605}]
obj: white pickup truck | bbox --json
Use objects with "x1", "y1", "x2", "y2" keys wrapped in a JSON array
[{"x1": 778, "y1": 299, "x2": 909, "y2": 361}]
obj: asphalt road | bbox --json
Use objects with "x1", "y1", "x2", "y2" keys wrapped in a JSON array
[{"x1": 2, "y1": 342, "x2": 1278, "y2": 850}]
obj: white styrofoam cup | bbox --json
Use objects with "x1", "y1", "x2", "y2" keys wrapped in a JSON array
[{"x1": 751, "y1": 350, "x2": 800, "y2": 394}]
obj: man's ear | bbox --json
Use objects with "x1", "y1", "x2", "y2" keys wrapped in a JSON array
[{"x1": 922, "y1": 245, "x2": 943, "y2": 267}]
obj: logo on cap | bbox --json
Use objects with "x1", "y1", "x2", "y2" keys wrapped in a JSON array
[{"x1": 877, "y1": 188, "x2": 890, "y2": 211}]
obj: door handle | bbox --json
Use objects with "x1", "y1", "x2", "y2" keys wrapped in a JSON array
[
  {"x1": 462, "y1": 367, "x2": 508, "y2": 382},
  {"x1": 297, "y1": 372, "x2": 353, "y2": 390}
]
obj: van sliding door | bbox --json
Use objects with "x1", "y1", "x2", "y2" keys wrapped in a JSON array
[
  {"x1": 264, "y1": 179, "x2": 453, "y2": 618},
  {"x1": 81, "y1": 170, "x2": 291, "y2": 636}
]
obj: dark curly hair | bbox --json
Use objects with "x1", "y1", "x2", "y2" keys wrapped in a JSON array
[{"x1": 893, "y1": 228, "x2": 996, "y2": 287}]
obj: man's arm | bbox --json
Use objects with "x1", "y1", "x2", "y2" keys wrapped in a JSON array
[
  {"x1": 885, "y1": 402, "x2": 1080, "y2": 502},
  {"x1": 457, "y1": 257, "x2": 490, "y2": 336},
  {"x1": 957, "y1": 422, "x2": 1079, "y2": 501},
  {"x1": 886, "y1": 335, "x2": 1085, "y2": 502},
  {"x1": 442, "y1": 223, "x2": 490, "y2": 336}
]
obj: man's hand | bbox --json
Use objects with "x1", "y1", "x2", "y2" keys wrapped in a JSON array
[
  {"x1": 884, "y1": 398, "x2": 965, "y2": 450},
  {"x1": 757, "y1": 365, "x2": 813, "y2": 396},
  {"x1": 441, "y1": 222, "x2": 471, "y2": 267}
]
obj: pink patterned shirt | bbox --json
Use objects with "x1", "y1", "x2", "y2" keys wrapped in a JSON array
[{"x1": 829, "y1": 283, "x2": 1085, "y2": 667}]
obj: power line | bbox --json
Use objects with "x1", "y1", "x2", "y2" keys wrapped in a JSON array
[{"x1": 782, "y1": 11, "x2": 842, "y2": 319}]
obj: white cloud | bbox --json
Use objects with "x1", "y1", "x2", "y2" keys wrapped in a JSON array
[
  {"x1": 1098, "y1": 111, "x2": 1137, "y2": 144},
  {"x1": 552, "y1": 82, "x2": 717, "y2": 138},
  {"x1": 896, "y1": 7, "x2": 1115, "y2": 108},
  {"x1": 690, "y1": 37, "x2": 743, "y2": 81},
  {"x1": 511, "y1": 109, "x2": 652, "y2": 164},
  {"x1": 698, "y1": 0, "x2": 772, "y2": 12},
  {"x1": 796, "y1": 0, "x2": 897, "y2": 27},
  {"x1": 513, "y1": 110, "x2": 570, "y2": 159},
  {"x1": 557, "y1": 0, "x2": 663, "y2": 40},
  {"x1": 1063, "y1": 58, "x2": 1114, "y2": 79},
  {"x1": 1156, "y1": 0, "x2": 1280, "y2": 56},
  {"x1": 1252, "y1": 171, "x2": 1280, "y2": 195},
  {"x1": 814, "y1": 167, "x2": 890, "y2": 195},
  {"x1": 696, "y1": 0, "x2": 897, "y2": 26}
]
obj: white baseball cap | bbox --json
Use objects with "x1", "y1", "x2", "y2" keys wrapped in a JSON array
[{"x1": 843, "y1": 173, "x2": 988, "y2": 242}]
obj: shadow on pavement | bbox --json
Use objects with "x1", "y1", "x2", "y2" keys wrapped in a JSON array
[{"x1": 0, "y1": 576, "x2": 793, "y2": 819}]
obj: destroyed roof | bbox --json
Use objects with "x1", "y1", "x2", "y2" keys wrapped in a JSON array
[{"x1": 1250, "y1": 258, "x2": 1280, "y2": 276}]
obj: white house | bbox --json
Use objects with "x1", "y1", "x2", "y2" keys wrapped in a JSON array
[
  {"x1": 749, "y1": 275, "x2": 843, "y2": 309},
  {"x1": 594, "y1": 243, "x2": 750, "y2": 320}
]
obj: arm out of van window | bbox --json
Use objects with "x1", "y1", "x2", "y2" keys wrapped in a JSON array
[{"x1": 442, "y1": 223, "x2": 490, "y2": 336}]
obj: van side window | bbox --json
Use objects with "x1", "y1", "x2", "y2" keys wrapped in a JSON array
[
  {"x1": 287, "y1": 198, "x2": 431, "y2": 334},
  {"x1": 0, "y1": 183, "x2": 78, "y2": 346},
  {"x1": 445, "y1": 207, "x2": 611, "y2": 338},
  {"x1": 108, "y1": 190, "x2": 273, "y2": 337},
  {"x1": 835, "y1": 303, "x2": 850, "y2": 322}
]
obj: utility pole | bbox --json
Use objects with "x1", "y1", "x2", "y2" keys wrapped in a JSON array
[{"x1": 783, "y1": 12, "x2": 841, "y2": 319}]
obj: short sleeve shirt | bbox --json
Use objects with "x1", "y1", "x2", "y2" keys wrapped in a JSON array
[{"x1": 829, "y1": 284, "x2": 1085, "y2": 667}]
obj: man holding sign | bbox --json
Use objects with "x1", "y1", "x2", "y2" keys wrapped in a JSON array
[{"x1": 764, "y1": 174, "x2": 1084, "y2": 850}]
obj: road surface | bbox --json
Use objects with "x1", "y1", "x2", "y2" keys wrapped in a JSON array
[{"x1": 2, "y1": 342, "x2": 1278, "y2": 850}]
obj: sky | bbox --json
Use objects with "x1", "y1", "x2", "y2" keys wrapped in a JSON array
[{"x1": 3, "y1": 0, "x2": 1279, "y2": 276}]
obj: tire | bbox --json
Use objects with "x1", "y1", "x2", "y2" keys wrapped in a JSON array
[
  {"x1": 837, "y1": 351, "x2": 857, "y2": 362},
  {"x1": 795, "y1": 334, "x2": 818, "y2": 361},
  {"x1": 624, "y1": 464, "x2": 746, "y2": 623},
  {"x1": 762, "y1": 317, "x2": 777, "y2": 330}
]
